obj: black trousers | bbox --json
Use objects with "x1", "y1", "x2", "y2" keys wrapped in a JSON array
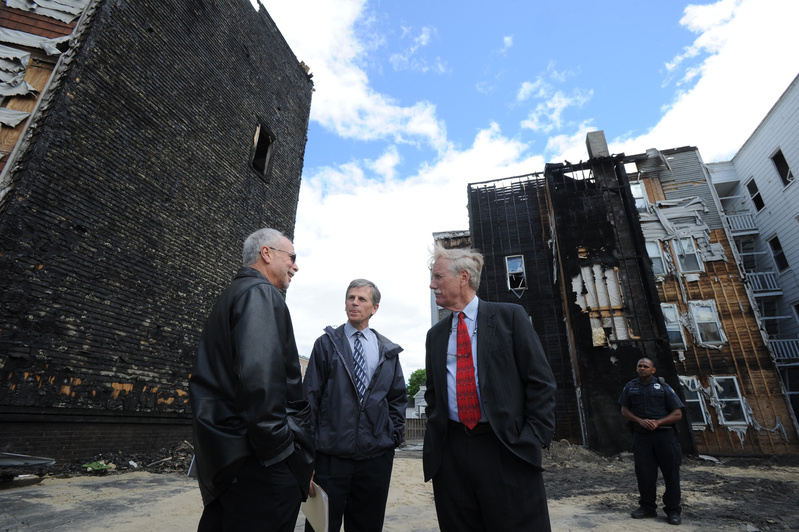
[
  {"x1": 633, "y1": 429, "x2": 682, "y2": 514},
  {"x1": 305, "y1": 450, "x2": 395, "y2": 532},
  {"x1": 432, "y1": 422, "x2": 551, "y2": 532},
  {"x1": 198, "y1": 456, "x2": 303, "y2": 532}
]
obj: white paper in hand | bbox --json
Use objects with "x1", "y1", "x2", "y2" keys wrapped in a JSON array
[{"x1": 301, "y1": 481, "x2": 329, "y2": 532}]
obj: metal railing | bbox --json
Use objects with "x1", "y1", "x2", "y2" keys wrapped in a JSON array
[
  {"x1": 771, "y1": 339, "x2": 799, "y2": 361},
  {"x1": 746, "y1": 271, "x2": 782, "y2": 295},
  {"x1": 726, "y1": 213, "x2": 758, "y2": 234}
]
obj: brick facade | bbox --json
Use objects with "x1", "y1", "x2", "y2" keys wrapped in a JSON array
[{"x1": 0, "y1": 0, "x2": 312, "y2": 463}]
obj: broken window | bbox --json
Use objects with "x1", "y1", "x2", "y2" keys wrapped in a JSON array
[
  {"x1": 251, "y1": 122, "x2": 275, "y2": 177},
  {"x1": 689, "y1": 300, "x2": 725, "y2": 345},
  {"x1": 505, "y1": 255, "x2": 528, "y2": 292},
  {"x1": 771, "y1": 149, "x2": 794, "y2": 187},
  {"x1": 629, "y1": 181, "x2": 648, "y2": 213},
  {"x1": 711, "y1": 376, "x2": 748, "y2": 425},
  {"x1": 768, "y1": 235, "x2": 790, "y2": 272},
  {"x1": 646, "y1": 241, "x2": 666, "y2": 275},
  {"x1": 661, "y1": 303, "x2": 685, "y2": 348},
  {"x1": 746, "y1": 178, "x2": 764, "y2": 212},
  {"x1": 679, "y1": 376, "x2": 709, "y2": 428},
  {"x1": 673, "y1": 237, "x2": 702, "y2": 273}
]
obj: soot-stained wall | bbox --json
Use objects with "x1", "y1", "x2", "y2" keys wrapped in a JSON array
[
  {"x1": 468, "y1": 176, "x2": 581, "y2": 444},
  {"x1": 545, "y1": 158, "x2": 690, "y2": 455},
  {"x1": 0, "y1": 0, "x2": 313, "y2": 461}
]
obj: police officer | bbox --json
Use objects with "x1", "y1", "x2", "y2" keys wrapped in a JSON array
[{"x1": 619, "y1": 357, "x2": 684, "y2": 526}]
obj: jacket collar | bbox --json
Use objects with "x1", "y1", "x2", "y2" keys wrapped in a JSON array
[{"x1": 324, "y1": 324, "x2": 403, "y2": 359}]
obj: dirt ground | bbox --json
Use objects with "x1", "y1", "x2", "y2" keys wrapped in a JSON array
[{"x1": 1, "y1": 440, "x2": 798, "y2": 531}]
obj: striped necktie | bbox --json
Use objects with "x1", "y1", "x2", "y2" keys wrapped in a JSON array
[{"x1": 353, "y1": 331, "x2": 368, "y2": 399}]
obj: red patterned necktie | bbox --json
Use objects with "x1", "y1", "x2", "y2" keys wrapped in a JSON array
[{"x1": 456, "y1": 312, "x2": 481, "y2": 429}]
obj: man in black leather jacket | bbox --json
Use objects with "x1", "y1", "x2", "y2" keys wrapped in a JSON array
[
  {"x1": 303, "y1": 279, "x2": 406, "y2": 532},
  {"x1": 190, "y1": 228, "x2": 314, "y2": 531}
]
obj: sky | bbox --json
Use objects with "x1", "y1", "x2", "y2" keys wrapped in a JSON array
[{"x1": 253, "y1": 0, "x2": 799, "y2": 379}]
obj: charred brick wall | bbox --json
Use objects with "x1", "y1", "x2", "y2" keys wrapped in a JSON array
[
  {"x1": 0, "y1": 0, "x2": 312, "y2": 462},
  {"x1": 468, "y1": 176, "x2": 581, "y2": 444}
]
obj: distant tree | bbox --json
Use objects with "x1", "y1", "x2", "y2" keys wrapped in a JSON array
[{"x1": 406, "y1": 368, "x2": 426, "y2": 401}]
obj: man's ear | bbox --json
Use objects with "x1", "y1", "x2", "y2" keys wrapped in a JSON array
[{"x1": 371, "y1": 304, "x2": 379, "y2": 316}]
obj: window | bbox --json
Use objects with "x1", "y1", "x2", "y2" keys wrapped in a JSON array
[
  {"x1": 746, "y1": 179, "x2": 765, "y2": 212},
  {"x1": 630, "y1": 181, "x2": 648, "y2": 213},
  {"x1": 661, "y1": 303, "x2": 685, "y2": 348},
  {"x1": 711, "y1": 376, "x2": 748, "y2": 425},
  {"x1": 689, "y1": 300, "x2": 725, "y2": 344},
  {"x1": 768, "y1": 235, "x2": 790, "y2": 272},
  {"x1": 771, "y1": 149, "x2": 794, "y2": 187},
  {"x1": 251, "y1": 122, "x2": 275, "y2": 176},
  {"x1": 673, "y1": 237, "x2": 702, "y2": 272},
  {"x1": 646, "y1": 241, "x2": 666, "y2": 275},
  {"x1": 679, "y1": 376, "x2": 709, "y2": 427},
  {"x1": 505, "y1": 255, "x2": 528, "y2": 292}
]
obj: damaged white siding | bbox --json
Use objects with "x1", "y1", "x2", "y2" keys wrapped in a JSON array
[{"x1": 5, "y1": 0, "x2": 88, "y2": 23}]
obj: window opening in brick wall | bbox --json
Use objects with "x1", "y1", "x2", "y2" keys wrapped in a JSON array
[
  {"x1": 768, "y1": 235, "x2": 790, "y2": 272},
  {"x1": 505, "y1": 255, "x2": 528, "y2": 294},
  {"x1": 251, "y1": 122, "x2": 275, "y2": 177},
  {"x1": 746, "y1": 178, "x2": 765, "y2": 212},
  {"x1": 710, "y1": 375, "x2": 748, "y2": 425},
  {"x1": 771, "y1": 149, "x2": 794, "y2": 187}
]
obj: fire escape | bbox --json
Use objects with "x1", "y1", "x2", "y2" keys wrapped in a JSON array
[{"x1": 718, "y1": 194, "x2": 799, "y2": 392}]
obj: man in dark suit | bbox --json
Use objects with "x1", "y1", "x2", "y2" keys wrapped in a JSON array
[{"x1": 423, "y1": 244, "x2": 557, "y2": 531}]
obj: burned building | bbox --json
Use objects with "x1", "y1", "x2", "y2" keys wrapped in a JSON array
[
  {"x1": 0, "y1": 0, "x2": 313, "y2": 461},
  {"x1": 628, "y1": 144, "x2": 797, "y2": 455},
  {"x1": 466, "y1": 177, "x2": 582, "y2": 445},
  {"x1": 461, "y1": 131, "x2": 799, "y2": 456}
]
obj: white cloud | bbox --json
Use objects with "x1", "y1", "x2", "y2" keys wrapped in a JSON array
[
  {"x1": 516, "y1": 62, "x2": 592, "y2": 133},
  {"x1": 262, "y1": 0, "x2": 448, "y2": 152},
  {"x1": 611, "y1": 0, "x2": 799, "y2": 162},
  {"x1": 520, "y1": 88, "x2": 593, "y2": 133},
  {"x1": 389, "y1": 26, "x2": 440, "y2": 72},
  {"x1": 499, "y1": 35, "x2": 513, "y2": 53}
]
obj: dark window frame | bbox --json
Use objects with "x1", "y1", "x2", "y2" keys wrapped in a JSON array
[
  {"x1": 746, "y1": 178, "x2": 765, "y2": 212},
  {"x1": 768, "y1": 235, "x2": 790, "y2": 272},
  {"x1": 771, "y1": 148, "x2": 794, "y2": 187},
  {"x1": 250, "y1": 121, "x2": 276, "y2": 179},
  {"x1": 505, "y1": 255, "x2": 528, "y2": 292}
]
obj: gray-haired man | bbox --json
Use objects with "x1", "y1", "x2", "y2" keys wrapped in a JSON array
[{"x1": 303, "y1": 279, "x2": 407, "y2": 532}]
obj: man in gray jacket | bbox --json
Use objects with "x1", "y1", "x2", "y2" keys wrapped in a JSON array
[
  {"x1": 303, "y1": 279, "x2": 407, "y2": 532},
  {"x1": 190, "y1": 228, "x2": 314, "y2": 532}
]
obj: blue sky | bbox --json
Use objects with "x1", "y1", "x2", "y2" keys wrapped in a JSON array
[{"x1": 255, "y1": 0, "x2": 799, "y2": 378}]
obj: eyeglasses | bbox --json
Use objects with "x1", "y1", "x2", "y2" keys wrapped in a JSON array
[{"x1": 269, "y1": 247, "x2": 297, "y2": 264}]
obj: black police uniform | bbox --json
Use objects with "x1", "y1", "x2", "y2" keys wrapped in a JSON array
[{"x1": 618, "y1": 376, "x2": 684, "y2": 516}]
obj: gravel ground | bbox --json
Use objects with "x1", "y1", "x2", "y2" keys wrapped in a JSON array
[{"x1": 2, "y1": 440, "x2": 798, "y2": 531}]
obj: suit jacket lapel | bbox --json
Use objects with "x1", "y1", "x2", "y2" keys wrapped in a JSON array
[
  {"x1": 433, "y1": 314, "x2": 452, "y2": 412},
  {"x1": 476, "y1": 302, "x2": 495, "y2": 388}
]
